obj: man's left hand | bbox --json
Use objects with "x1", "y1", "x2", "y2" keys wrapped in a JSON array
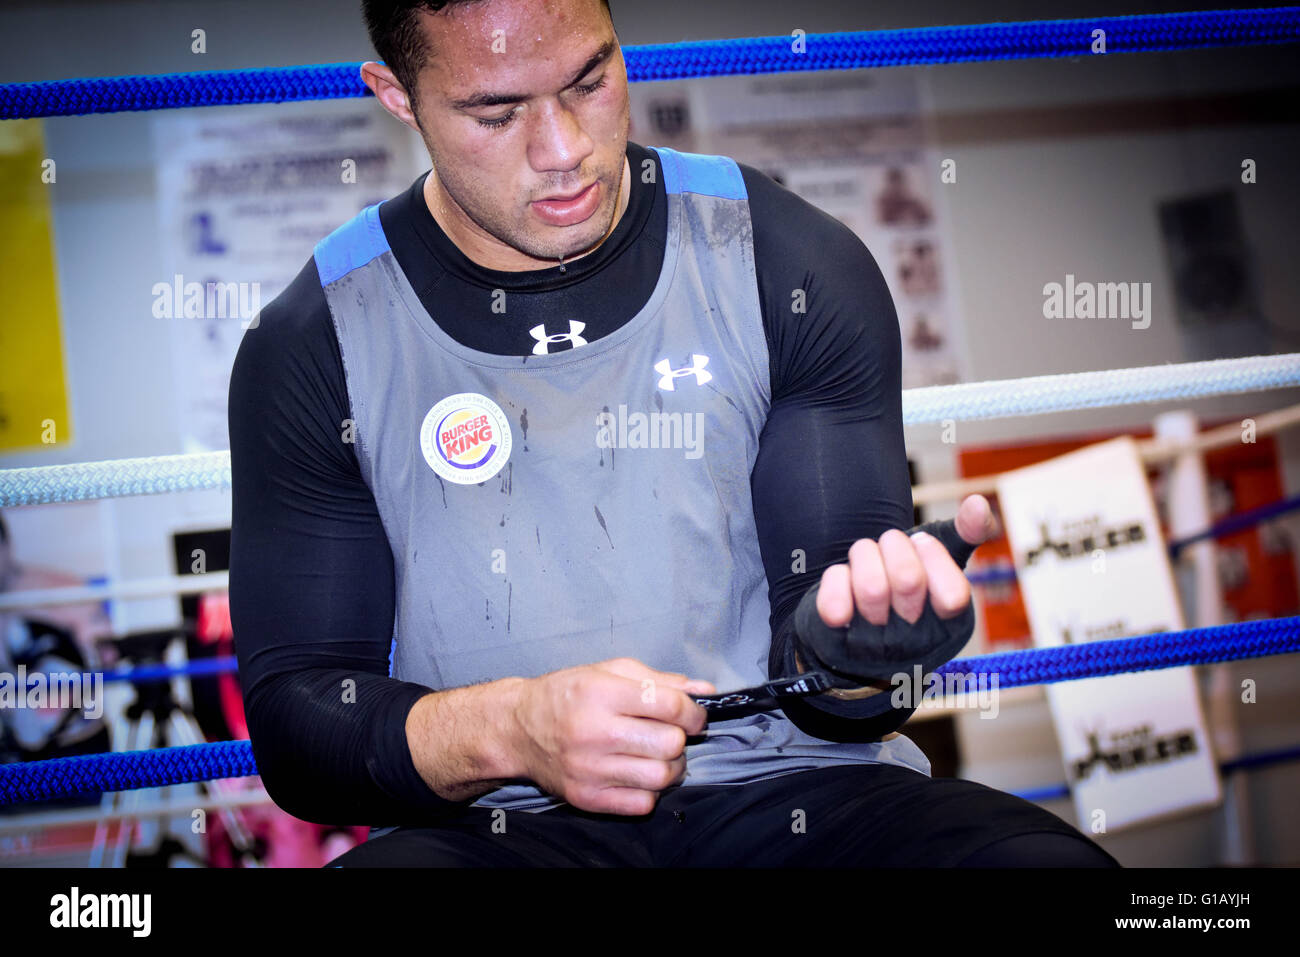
[
  {"x1": 793, "y1": 494, "x2": 999, "y2": 683},
  {"x1": 818, "y1": 494, "x2": 997, "y2": 631}
]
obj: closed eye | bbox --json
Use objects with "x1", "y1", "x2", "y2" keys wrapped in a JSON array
[
  {"x1": 575, "y1": 74, "x2": 608, "y2": 97},
  {"x1": 475, "y1": 74, "x2": 609, "y2": 131}
]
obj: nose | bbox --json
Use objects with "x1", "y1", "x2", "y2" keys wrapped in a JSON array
[{"x1": 526, "y1": 97, "x2": 594, "y2": 179}]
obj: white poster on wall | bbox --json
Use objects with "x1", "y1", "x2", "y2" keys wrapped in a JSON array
[
  {"x1": 152, "y1": 98, "x2": 421, "y2": 453},
  {"x1": 629, "y1": 69, "x2": 966, "y2": 388},
  {"x1": 996, "y1": 437, "x2": 1221, "y2": 832}
]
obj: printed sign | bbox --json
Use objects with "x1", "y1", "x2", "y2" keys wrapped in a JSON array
[{"x1": 996, "y1": 437, "x2": 1221, "y2": 831}]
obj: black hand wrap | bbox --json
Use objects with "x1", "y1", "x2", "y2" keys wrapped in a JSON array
[{"x1": 793, "y1": 518, "x2": 979, "y2": 684}]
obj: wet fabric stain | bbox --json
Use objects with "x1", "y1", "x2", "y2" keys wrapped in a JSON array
[{"x1": 594, "y1": 505, "x2": 613, "y2": 548}]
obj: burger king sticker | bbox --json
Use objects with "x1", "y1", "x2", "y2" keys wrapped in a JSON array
[{"x1": 420, "y1": 393, "x2": 512, "y2": 485}]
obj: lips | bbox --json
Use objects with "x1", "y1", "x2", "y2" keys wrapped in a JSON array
[
  {"x1": 538, "y1": 184, "x2": 592, "y2": 203},
  {"x1": 531, "y1": 181, "x2": 600, "y2": 227}
]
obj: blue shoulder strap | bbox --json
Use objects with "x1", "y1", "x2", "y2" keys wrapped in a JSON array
[
  {"x1": 313, "y1": 203, "x2": 391, "y2": 286},
  {"x1": 655, "y1": 146, "x2": 747, "y2": 201}
]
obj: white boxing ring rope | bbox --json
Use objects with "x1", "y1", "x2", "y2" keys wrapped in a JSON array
[
  {"x1": 912, "y1": 398, "x2": 1300, "y2": 507},
  {"x1": 5, "y1": 398, "x2": 1300, "y2": 612},
  {"x1": 1, "y1": 352, "x2": 1298, "y2": 509}
]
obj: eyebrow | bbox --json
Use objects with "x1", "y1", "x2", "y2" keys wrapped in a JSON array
[{"x1": 448, "y1": 40, "x2": 616, "y2": 111}]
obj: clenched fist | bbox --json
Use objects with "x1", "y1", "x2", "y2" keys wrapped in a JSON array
[
  {"x1": 508, "y1": 658, "x2": 714, "y2": 815},
  {"x1": 794, "y1": 494, "x2": 998, "y2": 683}
]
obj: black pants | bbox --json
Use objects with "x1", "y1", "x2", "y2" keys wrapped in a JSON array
[{"x1": 329, "y1": 764, "x2": 1120, "y2": 867}]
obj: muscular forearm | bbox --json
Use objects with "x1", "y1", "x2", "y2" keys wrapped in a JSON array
[
  {"x1": 403, "y1": 678, "x2": 529, "y2": 801},
  {"x1": 412, "y1": 659, "x2": 714, "y2": 818},
  {"x1": 243, "y1": 667, "x2": 515, "y2": 826}
]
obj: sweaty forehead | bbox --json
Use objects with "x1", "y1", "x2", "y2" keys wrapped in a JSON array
[{"x1": 421, "y1": 0, "x2": 611, "y2": 98}]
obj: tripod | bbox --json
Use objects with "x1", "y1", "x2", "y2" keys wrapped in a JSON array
[{"x1": 90, "y1": 628, "x2": 257, "y2": 868}]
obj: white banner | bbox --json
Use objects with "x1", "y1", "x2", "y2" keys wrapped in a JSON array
[
  {"x1": 996, "y1": 436, "x2": 1221, "y2": 832},
  {"x1": 628, "y1": 69, "x2": 967, "y2": 389},
  {"x1": 152, "y1": 99, "x2": 420, "y2": 452}
]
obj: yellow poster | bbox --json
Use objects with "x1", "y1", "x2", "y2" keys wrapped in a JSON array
[{"x1": 0, "y1": 118, "x2": 71, "y2": 451}]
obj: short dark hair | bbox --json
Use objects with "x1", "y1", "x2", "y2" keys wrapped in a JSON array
[{"x1": 362, "y1": 0, "x2": 611, "y2": 113}]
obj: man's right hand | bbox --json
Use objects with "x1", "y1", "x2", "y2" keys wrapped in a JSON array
[{"x1": 506, "y1": 658, "x2": 715, "y2": 816}]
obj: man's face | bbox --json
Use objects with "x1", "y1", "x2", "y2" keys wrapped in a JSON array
[{"x1": 408, "y1": 0, "x2": 629, "y2": 265}]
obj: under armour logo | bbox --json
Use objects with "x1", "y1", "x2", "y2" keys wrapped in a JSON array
[
  {"x1": 529, "y1": 321, "x2": 588, "y2": 355},
  {"x1": 655, "y1": 354, "x2": 712, "y2": 390}
]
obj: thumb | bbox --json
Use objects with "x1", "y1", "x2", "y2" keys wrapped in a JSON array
[
  {"x1": 906, "y1": 496, "x2": 997, "y2": 569},
  {"x1": 599, "y1": 659, "x2": 716, "y2": 695},
  {"x1": 905, "y1": 517, "x2": 977, "y2": 569}
]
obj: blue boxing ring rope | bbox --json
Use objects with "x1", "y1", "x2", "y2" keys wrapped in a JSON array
[
  {"x1": 2, "y1": 8, "x2": 1299, "y2": 119},
  {"x1": 3, "y1": 617, "x2": 1299, "y2": 804}
]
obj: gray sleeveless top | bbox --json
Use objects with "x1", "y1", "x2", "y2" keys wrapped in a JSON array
[{"x1": 314, "y1": 146, "x2": 929, "y2": 811}]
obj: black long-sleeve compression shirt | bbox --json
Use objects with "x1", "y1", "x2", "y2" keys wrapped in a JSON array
[{"x1": 228, "y1": 140, "x2": 916, "y2": 825}]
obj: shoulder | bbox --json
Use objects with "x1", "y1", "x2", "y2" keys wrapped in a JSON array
[
  {"x1": 735, "y1": 159, "x2": 876, "y2": 269},
  {"x1": 232, "y1": 256, "x2": 334, "y2": 384},
  {"x1": 726, "y1": 159, "x2": 897, "y2": 399},
  {"x1": 229, "y1": 254, "x2": 351, "y2": 427}
]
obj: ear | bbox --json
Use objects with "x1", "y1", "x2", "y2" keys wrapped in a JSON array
[{"x1": 360, "y1": 61, "x2": 422, "y2": 134}]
